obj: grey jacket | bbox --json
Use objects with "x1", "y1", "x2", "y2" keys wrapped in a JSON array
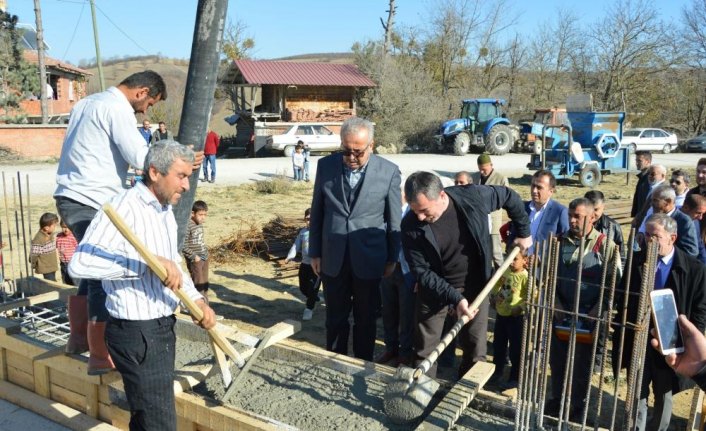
[
  {"x1": 309, "y1": 153, "x2": 401, "y2": 279},
  {"x1": 471, "y1": 169, "x2": 508, "y2": 234}
]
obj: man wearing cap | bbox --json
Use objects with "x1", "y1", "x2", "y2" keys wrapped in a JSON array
[{"x1": 472, "y1": 153, "x2": 509, "y2": 268}]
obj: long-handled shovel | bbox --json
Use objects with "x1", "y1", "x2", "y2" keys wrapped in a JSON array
[
  {"x1": 383, "y1": 246, "x2": 521, "y2": 424},
  {"x1": 102, "y1": 204, "x2": 244, "y2": 391}
]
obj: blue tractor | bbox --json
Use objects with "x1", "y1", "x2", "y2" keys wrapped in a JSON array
[
  {"x1": 527, "y1": 111, "x2": 630, "y2": 187},
  {"x1": 436, "y1": 98, "x2": 518, "y2": 155}
]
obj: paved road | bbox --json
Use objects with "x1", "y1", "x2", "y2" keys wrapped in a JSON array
[{"x1": 1, "y1": 152, "x2": 702, "y2": 198}]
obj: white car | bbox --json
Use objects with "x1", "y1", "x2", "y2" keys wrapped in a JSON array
[
  {"x1": 265, "y1": 123, "x2": 341, "y2": 156},
  {"x1": 622, "y1": 128, "x2": 678, "y2": 154}
]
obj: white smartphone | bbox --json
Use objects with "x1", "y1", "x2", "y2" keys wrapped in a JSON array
[{"x1": 650, "y1": 290, "x2": 685, "y2": 355}]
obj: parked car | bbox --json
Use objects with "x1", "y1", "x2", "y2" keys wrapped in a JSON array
[
  {"x1": 265, "y1": 123, "x2": 341, "y2": 156},
  {"x1": 621, "y1": 128, "x2": 678, "y2": 154},
  {"x1": 684, "y1": 133, "x2": 706, "y2": 152}
]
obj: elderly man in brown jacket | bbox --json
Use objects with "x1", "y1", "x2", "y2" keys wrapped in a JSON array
[{"x1": 471, "y1": 153, "x2": 509, "y2": 268}]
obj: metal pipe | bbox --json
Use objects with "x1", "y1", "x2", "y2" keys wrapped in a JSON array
[
  {"x1": 1, "y1": 173, "x2": 16, "y2": 283},
  {"x1": 16, "y1": 172, "x2": 30, "y2": 286}
]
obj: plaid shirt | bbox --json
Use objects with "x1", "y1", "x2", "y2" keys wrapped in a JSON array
[
  {"x1": 183, "y1": 219, "x2": 208, "y2": 261},
  {"x1": 56, "y1": 231, "x2": 78, "y2": 264}
]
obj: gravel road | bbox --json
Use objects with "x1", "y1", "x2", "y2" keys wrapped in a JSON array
[{"x1": 1, "y1": 152, "x2": 701, "y2": 198}]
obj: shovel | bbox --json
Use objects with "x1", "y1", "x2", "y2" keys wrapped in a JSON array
[
  {"x1": 383, "y1": 246, "x2": 521, "y2": 424},
  {"x1": 102, "y1": 204, "x2": 245, "y2": 391}
]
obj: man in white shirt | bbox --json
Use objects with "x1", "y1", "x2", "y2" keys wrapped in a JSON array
[
  {"x1": 55, "y1": 71, "x2": 169, "y2": 375},
  {"x1": 70, "y1": 141, "x2": 216, "y2": 430}
]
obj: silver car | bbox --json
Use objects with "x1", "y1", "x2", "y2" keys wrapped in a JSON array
[
  {"x1": 265, "y1": 123, "x2": 341, "y2": 156},
  {"x1": 621, "y1": 128, "x2": 678, "y2": 154}
]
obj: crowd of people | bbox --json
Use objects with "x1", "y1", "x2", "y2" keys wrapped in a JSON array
[{"x1": 25, "y1": 68, "x2": 706, "y2": 430}]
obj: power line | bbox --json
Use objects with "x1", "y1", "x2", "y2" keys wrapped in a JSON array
[
  {"x1": 93, "y1": 2, "x2": 151, "y2": 56},
  {"x1": 61, "y1": 0, "x2": 86, "y2": 61}
]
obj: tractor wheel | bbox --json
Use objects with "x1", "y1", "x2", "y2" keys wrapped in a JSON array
[
  {"x1": 453, "y1": 133, "x2": 471, "y2": 156},
  {"x1": 662, "y1": 144, "x2": 672, "y2": 154},
  {"x1": 485, "y1": 124, "x2": 513, "y2": 155},
  {"x1": 579, "y1": 164, "x2": 602, "y2": 188},
  {"x1": 283, "y1": 145, "x2": 295, "y2": 157}
]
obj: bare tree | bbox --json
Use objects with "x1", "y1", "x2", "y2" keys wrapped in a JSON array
[
  {"x1": 678, "y1": 0, "x2": 706, "y2": 134},
  {"x1": 380, "y1": 0, "x2": 397, "y2": 55},
  {"x1": 589, "y1": 0, "x2": 674, "y2": 111},
  {"x1": 221, "y1": 19, "x2": 255, "y2": 62}
]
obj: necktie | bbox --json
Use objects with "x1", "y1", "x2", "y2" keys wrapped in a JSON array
[{"x1": 654, "y1": 260, "x2": 667, "y2": 290}]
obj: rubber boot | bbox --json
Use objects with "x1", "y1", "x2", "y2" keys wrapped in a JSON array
[
  {"x1": 87, "y1": 321, "x2": 115, "y2": 376},
  {"x1": 65, "y1": 295, "x2": 89, "y2": 354}
]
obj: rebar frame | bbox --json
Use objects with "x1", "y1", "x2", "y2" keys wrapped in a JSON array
[{"x1": 515, "y1": 227, "x2": 656, "y2": 431}]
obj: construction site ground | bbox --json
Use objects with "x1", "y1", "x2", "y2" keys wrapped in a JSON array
[{"x1": 1, "y1": 152, "x2": 704, "y2": 429}]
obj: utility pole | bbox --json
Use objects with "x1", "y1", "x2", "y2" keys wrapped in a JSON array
[
  {"x1": 172, "y1": 0, "x2": 228, "y2": 247},
  {"x1": 89, "y1": 0, "x2": 105, "y2": 91},
  {"x1": 33, "y1": 0, "x2": 48, "y2": 123}
]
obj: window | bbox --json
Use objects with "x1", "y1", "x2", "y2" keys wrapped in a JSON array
[
  {"x1": 295, "y1": 126, "x2": 313, "y2": 135},
  {"x1": 313, "y1": 125, "x2": 333, "y2": 135}
]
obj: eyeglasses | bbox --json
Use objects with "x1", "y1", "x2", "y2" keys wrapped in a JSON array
[
  {"x1": 670, "y1": 179, "x2": 683, "y2": 185},
  {"x1": 340, "y1": 143, "x2": 370, "y2": 158}
]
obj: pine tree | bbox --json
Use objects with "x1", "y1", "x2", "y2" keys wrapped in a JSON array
[{"x1": 0, "y1": 9, "x2": 39, "y2": 123}]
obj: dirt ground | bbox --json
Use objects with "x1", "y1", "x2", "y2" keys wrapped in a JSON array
[{"x1": 1, "y1": 167, "x2": 699, "y2": 429}]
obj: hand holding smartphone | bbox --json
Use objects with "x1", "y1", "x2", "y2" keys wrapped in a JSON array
[{"x1": 650, "y1": 290, "x2": 684, "y2": 355}]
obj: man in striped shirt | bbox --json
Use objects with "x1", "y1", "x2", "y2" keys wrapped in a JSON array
[{"x1": 69, "y1": 141, "x2": 216, "y2": 430}]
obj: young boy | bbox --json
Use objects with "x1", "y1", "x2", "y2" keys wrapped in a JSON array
[
  {"x1": 489, "y1": 249, "x2": 528, "y2": 389},
  {"x1": 292, "y1": 144, "x2": 305, "y2": 181},
  {"x1": 30, "y1": 213, "x2": 60, "y2": 281},
  {"x1": 55, "y1": 220, "x2": 78, "y2": 285},
  {"x1": 183, "y1": 201, "x2": 210, "y2": 300},
  {"x1": 285, "y1": 208, "x2": 319, "y2": 320}
]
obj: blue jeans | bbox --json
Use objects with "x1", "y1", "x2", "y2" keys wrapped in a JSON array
[
  {"x1": 303, "y1": 159, "x2": 310, "y2": 181},
  {"x1": 293, "y1": 166, "x2": 303, "y2": 181},
  {"x1": 55, "y1": 197, "x2": 109, "y2": 321},
  {"x1": 202, "y1": 154, "x2": 216, "y2": 180}
]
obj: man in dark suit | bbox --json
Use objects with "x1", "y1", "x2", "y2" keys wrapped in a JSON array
[
  {"x1": 402, "y1": 171, "x2": 532, "y2": 378},
  {"x1": 309, "y1": 117, "x2": 401, "y2": 361},
  {"x1": 638, "y1": 184, "x2": 699, "y2": 257},
  {"x1": 618, "y1": 214, "x2": 706, "y2": 431},
  {"x1": 631, "y1": 150, "x2": 652, "y2": 217},
  {"x1": 508, "y1": 170, "x2": 568, "y2": 253}
]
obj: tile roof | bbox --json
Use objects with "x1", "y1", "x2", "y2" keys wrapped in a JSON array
[
  {"x1": 23, "y1": 51, "x2": 92, "y2": 77},
  {"x1": 233, "y1": 59, "x2": 376, "y2": 87}
]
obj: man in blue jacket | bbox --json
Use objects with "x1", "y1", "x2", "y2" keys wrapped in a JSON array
[{"x1": 402, "y1": 171, "x2": 532, "y2": 378}]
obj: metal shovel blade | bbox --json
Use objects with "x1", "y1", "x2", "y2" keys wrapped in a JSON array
[{"x1": 383, "y1": 366, "x2": 440, "y2": 424}]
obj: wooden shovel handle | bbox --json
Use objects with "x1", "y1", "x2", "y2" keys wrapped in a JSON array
[
  {"x1": 413, "y1": 246, "x2": 521, "y2": 380},
  {"x1": 103, "y1": 204, "x2": 245, "y2": 368}
]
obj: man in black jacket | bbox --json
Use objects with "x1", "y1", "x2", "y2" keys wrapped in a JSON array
[
  {"x1": 401, "y1": 172, "x2": 532, "y2": 378},
  {"x1": 585, "y1": 190, "x2": 624, "y2": 253},
  {"x1": 616, "y1": 214, "x2": 706, "y2": 431},
  {"x1": 631, "y1": 151, "x2": 652, "y2": 217}
]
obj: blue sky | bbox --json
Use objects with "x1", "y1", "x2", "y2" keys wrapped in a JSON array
[{"x1": 7, "y1": 0, "x2": 688, "y2": 65}]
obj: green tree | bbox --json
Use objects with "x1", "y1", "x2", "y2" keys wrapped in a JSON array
[{"x1": 0, "y1": 9, "x2": 39, "y2": 123}]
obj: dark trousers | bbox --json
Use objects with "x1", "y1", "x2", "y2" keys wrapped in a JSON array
[
  {"x1": 380, "y1": 266, "x2": 415, "y2": 357},
  {"x1": 636, "y1": 347, "x2": 674, "y2": 431},
  {"x1": 415, "y1": 293, "x2": 490, "y2": 379},
  {"x1": 106, "y1": 315, "x2": 177, "y2": 431},
  {"x1": 186, "y1": 259, "x2": 209, "y2": 293},
  {"x1": 55, "y1": 197, "x2": 109, "y2": 321},
  {"x1": 298, "y1": 263, "x2": 320, "y2": 309},
  {"x1": 321, "y1": 259, "x2": 380, "y2": 361},
  {"x1": 549, "y1": 329, "x2": 592, "y2": 406},
  {"x1": 492, "y1": 314, "x2": 523, "y2": 381},
  {"x1": 60, "y1": 262, "x2": 75, "y2": 285}
]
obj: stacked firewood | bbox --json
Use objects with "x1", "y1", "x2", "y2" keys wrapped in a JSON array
[{"x1": 285, "y1": 108, "x2": 354, "y2": 122}]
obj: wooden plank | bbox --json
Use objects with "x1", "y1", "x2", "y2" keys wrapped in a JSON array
[
  {"x1": 51, "y1": 382, "x2": 86, "y2": 411},
  {"x1": 110, "y1": 404, "x2": 131, "y2": 430},
  {"x1": 33, "y1": 360, "x2": 51, "y2": 398},
  {"x1": 7, "y1": 349, "x2": 33, "y2": 374},
  {"x1": 0, "y1": 380, "x2": 119, "y2": 431},
  {"x1": 51, "y1": 367, "x2": 89, "y2": 395},
  {"x1": 175, "y1": 316, "x2": 259, "y2": 347},
  {"x1": 416, "y1": 361, "x2": 496, "y2": 431},
  {"x1": 174, "y1": 364, "x2": 213, "y2": 394},
  {"x1": 0, "y1": 290, "x2": 76, "y2": 312},
  {"x1": 14, "y1": 277, "x2": 76, "y2": 295},
  {"x1": 0, "y1": 347, "x2": 6, "y2": 380},
  {"x1": 175, "y1": 391, "x2": 296, "y2": 431},
  {"x1": 7, "y1": 365, "x2": 34, "y2": 390},
  {"x1": 86, "y1": 382, "x2": 99, "y2": 418}
]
